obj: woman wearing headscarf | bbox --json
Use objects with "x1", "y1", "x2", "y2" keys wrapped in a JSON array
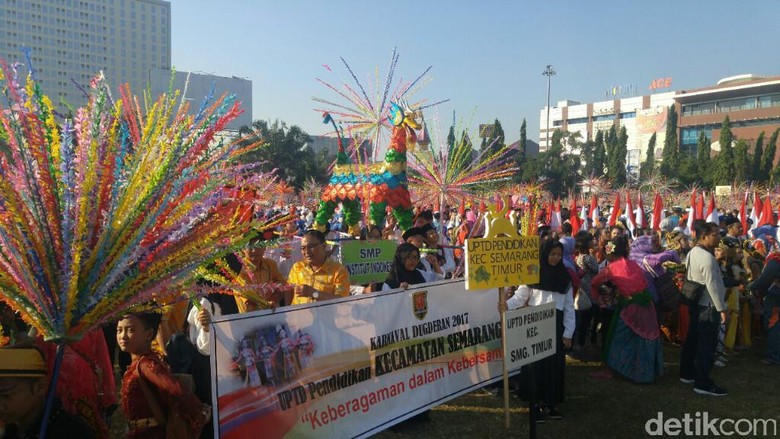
[
  {"x1": 382, "y1": 243, "x2": 440, "y2": 291},
  {"x1": 500, "y1": 239, "x2": 574, "y2": 422},
  {"x1": 746, "y1": 249, "x2": 780, "y2": 365},
  {"x1": 591, "y1": 237, "x2": 663, "y2": 383}
]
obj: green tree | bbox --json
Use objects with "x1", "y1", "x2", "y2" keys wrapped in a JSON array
[
  {"x1": 521, "y1": 129, "x2": 580, "y2": 196},
  {"x1": 236, "y1": 119, "x2": 326, "y2": 188},
  {"x1": 762, "y1": 128, "x2": 779, "y2": 182},
  {"x1": 580, "y1": 140, "x2": 595, "y2": 176},
  {"x1": 676, "y1": 155, "x2": 700, "y2": 187},
  {"x1": 514, "y1": 119, "x2": 528, "y2": 183},
  {"x1": 751, "y1": 131, "x2": 765, "y2": 182},
  {"x1": 593, "y1": 130, "x2": 606, "y2": 178},
  {"x1": 605, "y1": 125, "x2": 627, "y2": 186},
  {"x1": 733, "y1": 139, "x2": 750, "y2": 184},
  {"x1": 446, "y1": 124, "x2": 456, "y2": 150},
  {"x1": 659, "y1": 104, "x2": 679, "y2": 178},
  {"x1": 713, "y1": 116, "x2": 735, "y2": 184},
  {"x1": 640, "y1": 133, "x2": 657, "y2": 180},
  {"x1": 480, "y1": 119, "x2": 505, "y2": 157},
  {"x1": 696, "y1": 131, "x2": 712, "y2": 186}
]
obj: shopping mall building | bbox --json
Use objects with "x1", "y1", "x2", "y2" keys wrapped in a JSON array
[{"x1": 539, "y1": 74, "x2": 780, "y2": 177}]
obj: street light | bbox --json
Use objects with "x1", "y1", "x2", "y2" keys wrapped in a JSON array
[{"x1": 542, "y1": 65, "x2": 556, "y2": 151}]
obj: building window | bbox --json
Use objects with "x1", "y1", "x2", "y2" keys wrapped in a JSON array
[
  {"x1": 758, "y1": 93, "x2": 780, "y2": 109},
  {"x1": 718, "y1": 97, "x2": 757, "y2": 112},
  {"x1": 567, "y1": 117, "x2": 588, "y2": 125},
  {"x1": 593, "y1": 114, "x2": 614, "y2": 122},
  {"x1": 682, "y1": 102, "x2": 716, "y2": 116},
  {"x1": 619, "y1": 111, "x2": 635, "y2": 119}
]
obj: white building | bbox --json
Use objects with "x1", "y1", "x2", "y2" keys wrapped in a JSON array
[
  {"x1": 0, "y1": 0, "x2": 171, "y2": 108},
  {"x1": 149, "y1": 68, "x2": 253, "y2": 132}
]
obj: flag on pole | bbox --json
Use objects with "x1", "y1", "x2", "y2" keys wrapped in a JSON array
[
  {"x1": 696, "y1": 191, "x2": 706, "y2": 220},
  {"x1": 590, "y1": 195, "x2": 600, "y2": 228},
  {"x1": 625, "y1": 193, "x2": 636, "y2": 235},
  {"x1": 636, "y1": 192, "x2": 647, "y2": 229},
  {"x1": 569, "y1": 197, "x2": 581, "y2": 235},
  {"x1": 608, "y1": 192, "x2": 621, "y2": 226},
  {"x1": 685, "y1": 189, "x2": 698, "y2": 235},
  {"x1": 759, "y1": 195, "x2": 774, "y2": 227},
  {"x1": 579, "y1": 203, "x2": 589, "y2": 232},
  {"x1": 705, "y1": 192, "x2": 718, "y2": 224},
  {"x1": 551, "y1": 199, "x2": 562, "y2": 232},
  {"x1": 749, "y1": 191, "x2": 762, "y2": 231},
  {"x1": 651, "y1": 192, "x2": 664, "y2": 231},
  {"x1": 738, "y1": 191, "x2": 748, "y2": 236}
]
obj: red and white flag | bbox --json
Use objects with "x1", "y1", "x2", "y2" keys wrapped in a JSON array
[
  {"x1": 550, "y1": 199, "x2": 562, "y2": 232},
  {"x1": 738, "y1": 191, "x2": 748, "y2": 236},
  {"x1": 636, "y1": 192, "x2": 647, "y2": 229},
  {"x1": 569, "y1": 197, "x2": 581, "y2": 235},
  {"x1": 608, "y1": 192, "x2": 621, "y2": 227},
  {"x1": 685, "y1": 189, "x2": 698, "y2": 235},
  {"x1": 590, "y1": 195, "x2": 600, "y2": 228},
  {"x1": 579, "y1": 203, "x2": 589, "y2": 232},
  {"x1": 704, "y1": 192, "x2": 718, "y2": 224},
  {"x1": 749, "y1": 191, "x2": 762, "y2": 231},
  {"x1": 651, "y1": 193, "x2": 664, "y2": 231},
  {"x1": 625, "y1": 193, "x2": 636, "y2": 235},
  {"x1": 759, "y1": 195, "x2": 774, "y2": 227}
]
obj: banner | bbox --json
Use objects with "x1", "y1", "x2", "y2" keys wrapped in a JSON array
[
  {"x1": 209, "y1": 279, "x2": 516, "y2": 438},
  {"x1": 464, "y1": 236, "x2": 540, "y2": 289},
  {"x1": 339, "y1": 239, "x2": 397, "y2": 284},
  {"x1": 504, "y1": 302, "x2": 557, "y2": 368}
]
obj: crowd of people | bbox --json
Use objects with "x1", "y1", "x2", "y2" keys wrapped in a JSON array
[{"x1": 1, "y1": 200, "x2": 779, "y2": 437}]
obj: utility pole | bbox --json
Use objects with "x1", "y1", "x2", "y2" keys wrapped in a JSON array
[{"x1": 542, "y1": 65, "x2": 556, "y2": 151}]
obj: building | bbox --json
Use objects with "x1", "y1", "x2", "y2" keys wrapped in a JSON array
[
  {"x1": 0, "y1": 0, "x2": 171, "y2": 108},
  {"x1": 306, "y1": 135, "x2": 372, "y2": 158},
  {"x1": 149, "y1": 68, "x2": 253, "y2": 132},
  {"x1": 539, "y1": 74, "x2": 780, "y2": 171},
  {"x1": 676, "y1": 74, "x2": 780, "y2": 157}
]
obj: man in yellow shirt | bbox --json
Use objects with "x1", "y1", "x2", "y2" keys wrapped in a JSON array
[
  {"x1": 235, "y1": 230, "x2": 288, "y2": 313},
  {"x1": 287, "y1": 230, "x2": 350, "y2": 305}
]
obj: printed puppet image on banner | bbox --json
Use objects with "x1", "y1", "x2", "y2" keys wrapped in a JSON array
[{"x1": 210, "y1": 279, "x2": 516, "y2": 439}]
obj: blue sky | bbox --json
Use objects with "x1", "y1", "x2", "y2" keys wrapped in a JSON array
[{"x1": 171, "y1": 0, "x2": 780, "y2": 144}]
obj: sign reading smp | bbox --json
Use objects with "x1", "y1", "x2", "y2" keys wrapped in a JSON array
[
  {"x1": 340, "y1": 240, "x2": 397, "y2": 284},
  {"x1": 464, "y1": 236, "x2": 540, "y2": 289}
]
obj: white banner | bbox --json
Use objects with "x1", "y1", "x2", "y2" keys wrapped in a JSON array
[
  {"x1": 209, "y1": 279, "x2": 519, "y2": 438},
  {"x1": 503, "y1": 302, "x2": 557, "y2": 369}
]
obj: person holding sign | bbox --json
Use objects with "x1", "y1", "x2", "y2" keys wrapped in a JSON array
[
  {"x1": 288, "y1": 230, "x2": 350, "y2": 305},
  {"x1": 382, "y1": 243, "x2": 442, "y2": 291},
  {"x1": 591, "y1": 237, "x2": 663, "y2": 384},
  {"x1": 501, "y1": 239, "x2": 574, "y2": 422}
]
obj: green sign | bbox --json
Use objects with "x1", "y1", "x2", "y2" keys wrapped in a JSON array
[{"x1": 340, "y1": 240, "x2": 398, "y2": 284}]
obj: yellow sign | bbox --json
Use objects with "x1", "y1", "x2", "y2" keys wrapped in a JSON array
[{"x1": 464, "y1": 236, "x2": 540, "y2": 289}]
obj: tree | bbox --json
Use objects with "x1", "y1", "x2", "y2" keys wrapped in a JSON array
[
  {"x1": 514, "y1": 119, "x2": 528, "y2": 183},
  {"x1": 696, "y1": 131, "x2": 712, "y2": 186},
  {"x1": 592, "y1": 130, "x2": 606, "y2": 178},
  {"x1": 733, "y1": 139, "x2": 750, "y2": 184},
  {"x1": 713, "y1": 116, "x2": 735, "y2": 184},
  {"x1": 580, "y1": 140, "x2": 595, "y2": 176},
  {"x1": 762, "y1": 128, "x2": 779, "y2": 183},
  {"x1": 236, "y1": 119, "x2": 326, "y2": 188},
  {"x1": 480, "y1": 119, "x2": 505, "y2": 158},
  {"x1": 659, "y1": 104, "x2": 679, "y2": 178},
  {"x1": 751, "y1": 131, "x2": 765, "y2": 182},
  {"x1": 640, "y1": 133, "x2": 656, "y2": 180},
  {"x1": 446, "y1": 124, "x2": 456, "y2": 150},
  {"x1": 605, "y1": 125, "x2": 627, "y2": 186},
  {"x1": 521, "y1": 129, "x2": 580, "y2": 196}
]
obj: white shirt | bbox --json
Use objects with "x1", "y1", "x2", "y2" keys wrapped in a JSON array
[
  {"x1": 506, "y1": 284, "x2": 575, "y2": 339},
  {"x1": 187, "y1": 298, "x2": 222, "y2": 355}
]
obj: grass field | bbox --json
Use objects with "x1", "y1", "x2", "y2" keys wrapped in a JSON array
[
  {"x1": 110, "y1": 342, "x2": 779, "y2": 438},
  {"x1": 373, "y1": 343, "x2": 779, "y2": 439}
]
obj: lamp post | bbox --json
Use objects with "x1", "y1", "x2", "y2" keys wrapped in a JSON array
[{"x1": 542, "y1": 65, "x2": 556, "y2": 151}]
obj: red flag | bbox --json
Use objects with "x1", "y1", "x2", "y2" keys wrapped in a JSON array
[
  {"x1": 590, "y1": 195, "x2": 600, "y2": 227},
  {"x1": 570, "y1": 197, "x2": 581, "y2": 235},
  {"x1": 494, "y1": 194, "x2": 503, "y2": 211},
  {"x1": 625, "y1": 193, "x2": 636, "y2": 234},
  {"x1": 636, "y1": 192, "x2": 647, "y2": 229},
  {"x1": 696, "y1": 192, "x2": 705, "y2": 220},
  {"x1": 750, "y1": 191, "x2": 763, "y2": 229},
  {"x1": 479, "y1": 200, "x2": 487, "y2": 214},
  {"x1": 685, "y1": 189, "x2": 698, "y2": 234},
  {"x1": 738, "y1": 191, "x2": 747, "y2": 235},
  {"x1": 759, "y1": 195, "x2": 774, "y2": 227},
  {"x1": 608, "y1": 192, "x2": 621, "y2": 226},
  {"x1": 458, "y1": 198, "x2": 466, "y2": 216},
  {"x1": 705, "y1": 192, "x2": 718, "y2": 224},
  {"x1": 651, "y1": 193, "x2": 664, "y2": 231}
]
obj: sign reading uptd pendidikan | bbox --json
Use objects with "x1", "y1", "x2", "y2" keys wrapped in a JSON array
[{"x1": 464, "y1": 236, "x2": 540, "y2": 290}]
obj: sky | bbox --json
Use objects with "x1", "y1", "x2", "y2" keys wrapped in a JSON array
[{"x1": 171, "y1": 0, "x2": 780, "y2": 146}]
